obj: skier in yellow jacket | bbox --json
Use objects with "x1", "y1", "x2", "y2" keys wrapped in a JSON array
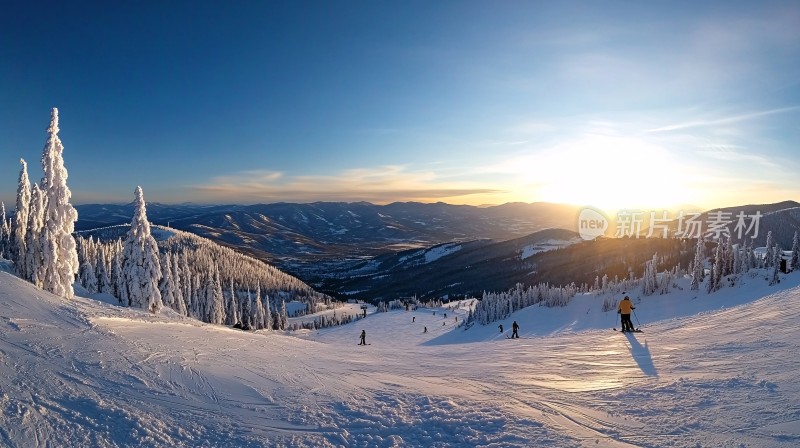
[{"x1": 618, "y1": 294, "x2": 635, "y2": 332}]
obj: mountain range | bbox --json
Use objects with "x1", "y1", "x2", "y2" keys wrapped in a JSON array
[{"x1": 74, "y1": 200, "x2": 800, "y2": 301}]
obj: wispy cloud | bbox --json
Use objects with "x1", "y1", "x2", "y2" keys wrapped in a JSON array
[
  {"x1": 644, "y1": 106, "x2": 800, "y2": 133},
  {"x1": 696, "y1": 144, "x2": 780, "y2": 169},
  {"x1": 189, "y1": 166, "x2": 504, "y2": 204}
]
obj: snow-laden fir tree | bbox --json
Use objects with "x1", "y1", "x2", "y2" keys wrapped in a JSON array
[
  {"x1": 39, "y1": 108, "x2": 79, "y2": 299},
  {"x1": 159, "y1": 251, "x2": 176, "y2": 310},
  {"x1": 171, "y1": 251, "x2": 185, "y2": 313},
  {"x1": 184, "y1": 272, "x2": 195, "y2": 317},
  {"x1": 121, "y1": 186, "x2": 163, "y2": 313},
  {"x1": 723, "y1": 238, "x2": 735, "y2": 277},
  {"x1": 226, "y1": 282, "x2": 239, "y2": 326},
  {"x1": 96, "y1": 247, "x2": 112, "y2": 294},
  {"x1": 13, "y1": 159, "x2": 32, "y2": 274},
  {"x1": 24, "y1": 184, "x2": 46, "y2": 287},
  {"x1": 770, "y1": 244, "x2": 781, "y2": 286},
  {"x1": 690, "y1": 236, "x2": 705, "y2": 291},
  {"x1": 0, "y1": 202, "x2": 9, "y2": 258},
  {"x1": 711, "y1": 242, "x2": 724, "y2": 293},
  {"x1": 79, "y1": 251, "x2": 98, "y2": 294},
  {"x1": 739, "y1": 240, "x2": 750, "y2": 273},
  {"x1": 111, "y1": 252, "x2": 124, "y2": 302},
  {"x1": 241, "y1": 287, "x2": 253, "y2": 330},
  {"x1": 263, "y1": 293, "x2": 272, "y2": 331},
  {"x1": 746, "y1": 239, "x2": 757, "y2": 271},
  {"x1": 190, "y1": 273, "x2": 202, "y2": 318},
  {"x1": 641, "y1": 253, "x2": 658, "y2": 296},
  {"x1": 173, "y1": 277, "x2": 188, "y2": 316},
  {"x1": 279, "y1": 299, "x2": 289, "y2": 330},
  {"x1": 207, "y1": 265, "x2": 226, "y2": 325},
  {"x1": 706, "y1": 261, "x2": 716, "y2": 294},
  {"x1": 253, "y1": 284, "x2": 266, "y2": 330},
  {"x1": 180, "y1": 253, "x2": 193, "y2": 314},
  {"x1": 791, "y1": 231, "x2": 799, "y2": 271},
  {"x1": 764, "y1": 231, "x2": 774, "y2": 268}
]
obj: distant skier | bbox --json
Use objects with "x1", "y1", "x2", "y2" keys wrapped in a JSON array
[
  {"x1": 444, "y1": 313, "x2": 447, "y2": 319},
  {"x1": 511, "y1": 321, "x2": 519, "y2": 339},
  {"x1": 359, "y1": 329, "x2": 367, "y2": 345},
  {"x1": 618, "y1": 294, "x2": 636, "y2": 332},
  {"x1": 412, "y1": 316, "x2": 416, "y2": 323},
  {"x1": 424, "y1": 326, "x2": 428, "y2": 333},
  {"x1": 498, "y1": 324, "x2": 504, "y2": 333}
]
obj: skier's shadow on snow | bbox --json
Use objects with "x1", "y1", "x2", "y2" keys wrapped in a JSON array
[{"x1": 624, "y1": 333, "x2": 658, "y2": 377}]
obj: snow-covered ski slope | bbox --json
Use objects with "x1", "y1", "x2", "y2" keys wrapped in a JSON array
[{"x1": 2, "y1": 269, "x2": 800, "y2": 447}]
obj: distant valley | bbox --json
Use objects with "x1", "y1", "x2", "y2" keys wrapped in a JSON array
[{"x1": 74, "y1": 200, "x2": 800, "y2": 302}]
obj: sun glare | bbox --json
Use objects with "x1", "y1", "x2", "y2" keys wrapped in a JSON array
[{"x1": 531, "y1": 136, "x2": 691, "y2": 212}]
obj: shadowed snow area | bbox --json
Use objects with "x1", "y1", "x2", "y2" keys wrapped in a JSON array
[{"x1": 2, "y1": 269, "x2": 800, "y2": 447}]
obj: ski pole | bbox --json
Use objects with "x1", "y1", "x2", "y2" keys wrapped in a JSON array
[{"x1": 632, "y1": 309, "x2": 641, "y2": 329}]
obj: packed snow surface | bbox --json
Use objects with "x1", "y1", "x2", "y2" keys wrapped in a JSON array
[{"x1": 2, "y1": 269, "x2": 800, "y2": 447}]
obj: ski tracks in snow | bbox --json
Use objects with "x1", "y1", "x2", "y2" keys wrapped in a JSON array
[{"x1": 4, "y1": 271, "x2": 800, "y2": 446}]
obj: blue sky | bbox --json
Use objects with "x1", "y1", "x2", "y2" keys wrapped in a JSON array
[{"x1": 1, "y1": 1, "x2": 798, "y2": 210}]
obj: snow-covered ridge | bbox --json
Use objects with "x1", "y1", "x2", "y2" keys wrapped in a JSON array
[
  {"x1": 76, "y1": 223, "x2": 177, "y2": 242},
  {"x1": 519, "y1": 237, "x2": 580, "y2": 260},
  {"x1": 397, "y1": 242, "x2": 463, "y2": 266}
]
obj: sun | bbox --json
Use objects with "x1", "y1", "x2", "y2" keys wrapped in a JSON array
[{"x1": 527, "y1": 135, "x2": 692, "y2": 212}]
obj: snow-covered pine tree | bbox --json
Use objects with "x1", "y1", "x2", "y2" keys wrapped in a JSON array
[
  {"x1": 0, "y1": 202, "x2": 9, "y2": 258},
  {"x1": 241, "y1": 287, "x2": 253, "y2": 330},
  {"x1": 791, "y1": 231, "x2": 799, "y2": 271},
  {"x1": 706, "y1": 261, "x2": 716, "y2": 294},
  {"x1": 24, "y1": 184, "x2": 46, "y2": 287},
  {"x1": 253, "y1": 284, "x2": 266, "y2": 330},
  {"x1": 770, "y1": 244, "x2": 781, "y2": 286},
  {"x1": 184, "y1": 273, "x2": 195, "y2": 317},
  {"x1": 112, "y1": 252, "x2": 124, "y2": 304},
  {"x1": 691, "y1": 236, "x2": 705, "y2": 291},
  {"x1": 159, "y1": 251, "x2": 176, "y2": 310},
  {"x1": 723, "y1": 238, "x2": 734, "y2": 276},
  {"x1": 207, "y1": 265, "x2": 225, "y2": 325},
  {"x1": 711, "y1": 242, "x2": 723, "y2": 293},
  {"x1": 226, "y1": 282, "x2": 239, "y2": 326},
  {"x1": 747, "y1": 240, "x2": 758, "y2": 270},
  {"x1": 121, "y1": 186, "x2": 163, "y2": 313},
  {"x1": 79, "y1": 254, "x2": 98, "y2": 293},
  {"x1": 642, "y1": 253, "x2": 658, "y2": 296},
  {"x1": 181, "y1": 253, "x2": 193, "y2": 315},
  {"x1": 171, "y1": 250, "x2": 184, "y2": 313},
  {"x1": 263, "y1": 293, "x2": 272, "y2": 331},
  {"x1": 96, "y1": 247, "x2": 112, "y2": 295},
  {"x1": 279, "y1": 299, "x2": 289, "y2": 330},
  {"x1": 13, "y1": 159, "x2": 32, "y2": 274},
  {"x1": 191, "y1": 273, "x2": 203, "y2": 319},
  {"x1": 764, "y1": 231, "x2": 774, "y2": 268},
  {"x1": 39, "y1": 108, "x2": 79, "y2": 299},
  {"x1": 739, "y1": 240, "x2": 749, "y2": 273}
]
